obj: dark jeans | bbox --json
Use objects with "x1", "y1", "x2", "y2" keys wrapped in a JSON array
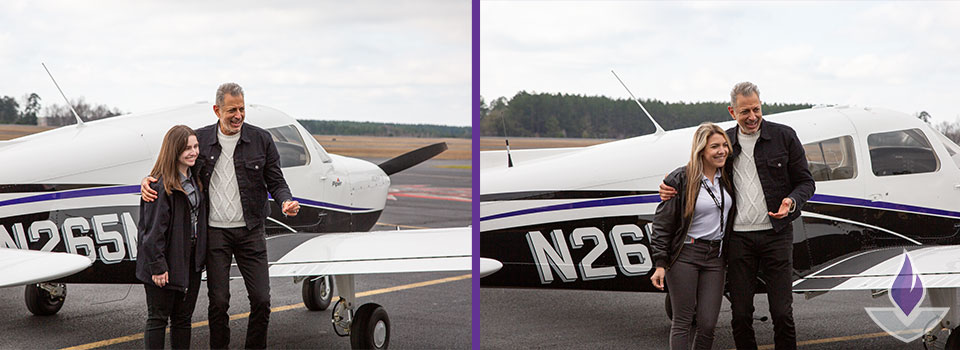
[
  {"x1": 728, "y1": 228, "x2": 796, "y2": 350},
  {"x1": 207, "y1": 225, "x2": 271, "y2": 349},
  {"x1": 143, "y1": 254, "x2": 201, "y2": 350},
  {"x1": 665, "y1": 239, "x2": 725, "y2": 350}
]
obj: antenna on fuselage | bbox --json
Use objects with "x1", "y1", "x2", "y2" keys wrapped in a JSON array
[
  {"x1": 611, "y1": 70, "x2": 665, "y2": 137},
  {"x1": 41, "y1": 62, "x2": 85, "y2": 127},
  {"x1": 501, "y1": 114, "x2": 514, "y2": 167}
]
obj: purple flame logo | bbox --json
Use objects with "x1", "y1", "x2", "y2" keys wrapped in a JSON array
[{"x1": 890, "y1": 253, "x2": 923, "y2": 316}]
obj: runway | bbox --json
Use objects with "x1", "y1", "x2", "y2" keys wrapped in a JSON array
[
  {"x1": 480, "y1": 285, "x2": 935, "y2": 349},
  {"x1": 0, "y1": 158, "x2": 471, "y2": 349}
]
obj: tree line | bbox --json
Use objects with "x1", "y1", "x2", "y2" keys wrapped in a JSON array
[
  {"x1": 0, "y1": 92, "x2": 470, "y2": 138},
  {"x1": 480, "y1": 91, "x2": 960, "y2": 144},
  {"x1": 296, "y1": 120, "x2": 471, "y2": 138},
  {"x1": 0, "y1": 93, "x2": 122, "y2": 126},
  {"x1": 480, "y1": 91, "x2": 812, "y2": 138}
]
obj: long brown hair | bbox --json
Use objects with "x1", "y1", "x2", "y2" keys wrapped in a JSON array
[
  {"x1": 683, "y1": 123, "x2": 733, "y2": 220},
  {"x1": 150, "y1": 125, "x2": 200, "y2": 195}
]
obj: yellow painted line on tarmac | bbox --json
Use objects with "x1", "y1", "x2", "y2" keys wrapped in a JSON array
[
  {"x1": 61, "y1": 274, "x2": 471, "y2": 350},
  {"x1": 374, "y1": 222, "x2": 431, "y2": 229},
  {"x1": 731, "y1": 328, "x2": 923, "y2": 350}
]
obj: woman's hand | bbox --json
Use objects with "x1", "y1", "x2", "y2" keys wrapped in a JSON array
[
  {"x1": 152, "y1": 272, "x2": 168, "y2": 287},
  {"x1": 650, "y1": 267, "x2": 666, "y2": 290}
]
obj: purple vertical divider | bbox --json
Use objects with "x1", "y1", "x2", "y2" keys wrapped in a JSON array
[{"x1": 471, "y1": 0, "x2": 480, "y2": 348}]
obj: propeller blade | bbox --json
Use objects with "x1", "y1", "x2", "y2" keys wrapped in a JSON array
[{"x1": 378, "y1": 142, "x2": 448, "y2": 176}]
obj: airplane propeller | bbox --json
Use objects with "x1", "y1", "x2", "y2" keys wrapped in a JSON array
[{"x1": 377, "y1": 142, "x2": 448, "y2": 176}]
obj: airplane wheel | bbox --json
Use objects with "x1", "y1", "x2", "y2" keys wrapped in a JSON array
[
  {"x1": 24, "y1": 283, "x2": 65, "y2": 316},
  {"x1": 350, "y1": 303, "x2": 390, "y2": 350},
  {"x1": 302, "y1": 275, "x2": 333, "y2": 311},
  {"x1": 664, "y1": 293, "x2": 672, "y2": 320}
]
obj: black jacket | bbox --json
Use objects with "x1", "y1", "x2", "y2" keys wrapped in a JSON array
[
  {"x1": 724, "y1": 120, "x2": 816, "y2": 233},
  {"x1": 651, "y1": 166, "x2": 736, "y2": 269},
  {"x1": 194, "y1": 122, "x2": 293, "y2": 230},
  {"x1": 135, "y1": 176, "x2": 208, "y2": 292}
]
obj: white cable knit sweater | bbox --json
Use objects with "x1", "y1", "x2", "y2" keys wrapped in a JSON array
[
  {"x1": 733, "y1": 130, "x2": 773, "y2": 231},
  {"x1": 208, "y1": 128, "x2": 245, "y2": 228}
]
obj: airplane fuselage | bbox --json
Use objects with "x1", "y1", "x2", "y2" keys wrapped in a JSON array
[
  {"x1": 479, "y1": 106, "x2": 960, "y2": 292},
  {"x1": 0, "y1": 102, "x2": 390, "y2": 284}
]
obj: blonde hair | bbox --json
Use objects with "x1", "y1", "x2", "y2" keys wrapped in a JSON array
[{"x1": 683, "y1": 123, "x2": 733, "y2": 219}]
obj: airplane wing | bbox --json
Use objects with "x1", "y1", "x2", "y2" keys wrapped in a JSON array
[
  {"x1": 793, "y1": 245, "x2": 960, "y2": 293},
  {"x1": 262, "y1": 227, "x2": 472, "y2": 277},
  {"x1": 0, "y1": 248, "x2": 92, "y2": 288}
]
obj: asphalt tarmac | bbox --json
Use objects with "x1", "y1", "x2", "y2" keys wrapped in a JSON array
[
  {"x1": 0, "y1": 158, "x2": 471, "y2": 349},
  {"x1": 480, "y1": 283, "x2": 944, "y2": 349}
]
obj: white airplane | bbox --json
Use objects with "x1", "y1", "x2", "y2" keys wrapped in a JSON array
[
  {"x1": 0, "y1": 101, "x2": 470, "y2": 349},
  {"x1": 479, "y1": 104, "x2": 960, "y2": 347}
]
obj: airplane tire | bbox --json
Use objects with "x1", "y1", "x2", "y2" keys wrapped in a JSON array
[
  {"x1": 24, "y1": 283, "x2": 65, "y2": 316},
  {"x1": 350, "y1": 303, "x2": 390, "y2": 350},
  {"x1": 302, "y1": 275, "x2": 333, "y2": 311},
  {"x1": 946, "y1": 328, "x2": 960, "y2": 350}
]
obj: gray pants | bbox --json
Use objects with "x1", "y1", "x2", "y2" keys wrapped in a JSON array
[{"x1": 666, "y1": 239, "x2": 725, "y2": 350}]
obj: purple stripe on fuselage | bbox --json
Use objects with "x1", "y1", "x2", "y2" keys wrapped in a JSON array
[
  {"x1": 809, "y1": 194, "x2": 960, "y2": 218},
  {"x1": 479, "y1": 194, "x2": 661, "y2": 221},
  {"x1": 293, "y1": 197, "x2": 372, "y2": 212},
  {"x1": 480, "y1": 193, "x2": 960, "y2": 222},
  {"x1": 0, "y1": 185, "x2": 140, "y2": 207},
  {"x1": 0, "y1": 186, "x2": 371, "y2": 212}
]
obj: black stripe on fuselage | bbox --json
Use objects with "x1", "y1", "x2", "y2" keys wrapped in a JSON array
[
  {"x1": 0, "y1": 183, "x2": 117, "y2": 193},
  {"x1": 480, "y1": 190, "x2": 657, "y2": 202}
]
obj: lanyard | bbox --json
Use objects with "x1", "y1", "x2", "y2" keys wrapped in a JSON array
[{"x1": 700, "y1": 178, "x2": 725, "y2": 233}]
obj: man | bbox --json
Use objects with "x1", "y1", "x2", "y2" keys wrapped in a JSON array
[
  {"x1": 660, "y1": 82, "x2": 814, "y2": 350},
  {"x1": 142, "y1": 82, "x2": 300, "y2": 349}
]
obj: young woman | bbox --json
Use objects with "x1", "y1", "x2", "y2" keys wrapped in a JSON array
[
  {"x1": 135, "y1": 125, "x2": 207, "y2": 349},
  {"x1": 650, "y1": 123, "x2": 734, "y2": 350}
]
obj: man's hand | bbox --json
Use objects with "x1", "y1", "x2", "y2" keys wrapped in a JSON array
[
  {"x1": 768, "y1": 197, "x2": 793, "y2": 219},
  {"x1": 659, "y1": 182, "x2": 677, "y2": 201},
  {"x1": 282, "y1": 200, "x2": 300, "y2": 217},
  {"x1": 650, "y1": 267, "x2": 666, "y2": 290},
  {"x1": 141, "y1": 176, "x2": 158, "y2": 202},
  {"x1": 152, "y1": 272, "x2": 168, "y2": 288}
]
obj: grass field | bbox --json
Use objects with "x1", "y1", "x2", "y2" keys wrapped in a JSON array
[
  {"x1": 0, "y1": 125, "x2": 471, "y2": 160},
  {"x1": 479, "y1": 136, "x2": 613, "y2": 151}
]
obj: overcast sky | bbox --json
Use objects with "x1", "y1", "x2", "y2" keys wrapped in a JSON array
[
  {"x1": 0, "y1": 1, "x2": 470, "y2": 126},
  {"x1": 482, "y1": 1, "x2": 960, "y2": 123}
]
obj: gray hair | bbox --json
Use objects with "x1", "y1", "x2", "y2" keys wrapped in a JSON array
[
  {"x1": 730, "y1": 82, "x2": 760, "y2": 108},
  {"x1": 216, "y1": 82, "x2": 245, "y2": 107}
]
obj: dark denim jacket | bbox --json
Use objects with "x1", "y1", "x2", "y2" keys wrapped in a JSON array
[
  {"x1": 194, "y1": 122, "x2": 294, "y2": 230},
  {"x1": 724, "y1": 120, "x2": 816, "y2": 233}
]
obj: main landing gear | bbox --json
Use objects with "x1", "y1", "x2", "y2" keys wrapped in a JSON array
[
  {"x1": 24, "y1": 283, "x2": 66, "y2": 316},
  {"x1": 330, "y1": 275, "x2": 391, "y2": 350},
  {"x1": 302, "y1": 275, "x2": 334, "y2": 311}
]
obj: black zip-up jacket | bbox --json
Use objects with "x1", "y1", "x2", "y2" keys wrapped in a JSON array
[
  {"x1": 724, "y1": 120, "x2": 815, "y2": 233},
  {"x1": 651, "y1": 166, "x2": 736, "y2": 269},
  {"x1": 135, "y1": 176, "x2": 208, "y2": 292},
  {"x1": 194, "y1": 122, "x2": 293, "y2": 230}
]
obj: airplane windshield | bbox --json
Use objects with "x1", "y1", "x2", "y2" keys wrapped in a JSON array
[
  {"x1": 932, "y1": 130, "x2": 960, "y2": 171},
  {"x1": 267, "y1": 125, "x2": 309, "y2": 168},
  {"x1": 867, "y1": 128, "x2": 939, "y2": 176}
]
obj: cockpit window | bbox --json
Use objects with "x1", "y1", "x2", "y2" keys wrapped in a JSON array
[
  {"x1": 803, "y1": 136, "x2": 857, "y2": 181},
  {"x1": 867, "y1": 128, "x2": 939, "y2": 176},
  {"x1": 266, "y1": 125, "x2": 309, "y2": 168}
]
